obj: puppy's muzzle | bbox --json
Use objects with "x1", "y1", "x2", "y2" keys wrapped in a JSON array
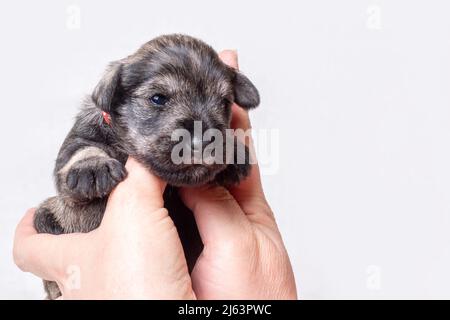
[
  {"x1": 177, "y1": 119, "x2": 224, "y2": 164},
  {"x1": 179, "y1": 119, "x2": 211, "y2": 150}
]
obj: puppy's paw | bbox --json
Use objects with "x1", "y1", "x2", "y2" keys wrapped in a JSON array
[
  {"x1": 214, "y1": 140, "x2": 252, "y2": 186},
  {"x1": 214, "y1": 145, "x2": 252, "y2": 187},
  {"x1": 34, "y1": 204, "x2": 64, "y2": 235},
  {"x1": 215, "y1": 162, "x2": 251, "y2": 186},
  {"x1": 65, "y1": 158, "x2": 127, "y2": 201}
]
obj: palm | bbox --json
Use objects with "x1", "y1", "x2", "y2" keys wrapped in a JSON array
[{"x1": 191, "y1": 218, "x2": 296, "y2": 299}]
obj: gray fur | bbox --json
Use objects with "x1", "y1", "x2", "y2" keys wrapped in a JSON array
[{"x1": 34, "y1": 34, "x2": 260, "y2": 299}]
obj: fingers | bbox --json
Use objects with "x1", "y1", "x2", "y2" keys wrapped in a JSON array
[
  {"x1": 13, "y1": 208, "x2": 84, "y2": 282},
  {"x1": 228, "y1": 103, "x2": 264, "y2": 205},
  {"x1": 228, "y1": 122, "x2": 273, "y2": 219},
  {"x1": 218, "y1": 50, "x2": 274, "y2": 220},
  {"x1": 106, "y1": 157, "x2": 167, "y2": 217},
  {"x1": 219, "y1": 50, "x2": 252, "y2": 133},
  {"x1": 230, "y1": 103, "x2": 252, "y2": 131},
  {"x1": 218, "y1": 50, "x2": 268, "y2": 215},
  {"x1": 179, "y1": 186, "x2": 250, "y2": 245},
  {"x1": 219, "y1": 50, "x2": 251, "y2": 130},
  {"x1": 219, "y1": 50, "x2": 239, "y2": 69}
]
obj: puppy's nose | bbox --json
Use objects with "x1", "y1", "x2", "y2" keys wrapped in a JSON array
[
  {"x1": 180, "y1": 120, "x2": 210, "y2": 152},
  {"x1": 191, "y1": 134, "x2": 204, "y2": 152}
]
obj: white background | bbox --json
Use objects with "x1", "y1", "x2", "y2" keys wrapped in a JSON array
[{"x1": 1, "y1": 0, "x2": 450, "y2": 299}]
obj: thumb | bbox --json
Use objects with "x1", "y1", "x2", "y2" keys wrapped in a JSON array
[
  {"x1": 105, "y1": 157, "x2": 167, "y2": 219},
  {"x1": 179, "y1": 186, "x2": 250, "y2": 246}
]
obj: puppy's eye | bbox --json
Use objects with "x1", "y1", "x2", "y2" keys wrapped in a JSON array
[{"x1": 150, "y1": 94, "x2": 168, "y2": 106}]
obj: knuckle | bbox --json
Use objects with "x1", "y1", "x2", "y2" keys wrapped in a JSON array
[
  {"x1": 12, "y1": 242, "x2": 27, "y2": 272},
  {"x1": 207, "y1": 186, "x2": 235, "y2": 203}
]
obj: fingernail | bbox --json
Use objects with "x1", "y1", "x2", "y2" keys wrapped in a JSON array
[{"x1": 230, "y1": 49, "x2": 238, "y2": 61}]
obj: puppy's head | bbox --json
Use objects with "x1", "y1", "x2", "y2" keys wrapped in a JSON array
[{"x1": 92, "y1": 34, "x2": 259, "y2": 186}]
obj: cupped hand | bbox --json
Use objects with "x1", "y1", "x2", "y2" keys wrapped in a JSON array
[
  {"x1": 178, "y1": 50, "x2": 297, "y2": 300},
  {"x1": 13, "y1": 157, "x2": 195, "y2": 299}
]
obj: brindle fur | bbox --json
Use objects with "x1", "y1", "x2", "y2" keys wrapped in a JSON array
[{"x1": 34, "y1": 34, "x2": 260, "y2": 299}]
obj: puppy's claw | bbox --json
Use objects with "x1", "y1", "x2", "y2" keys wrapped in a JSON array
[
  {"x1": 65, "y1": 158, "x2": 126, "y2": 201},
  {"x1": 107, "y1": 160, "x2": 127, "y2": 181},
  {"x1": 215, "y1": 162, "x2": 251, "y2": 186},
  {"x1": 215, "y1": 140, "x2": 252, "y2": 186}
]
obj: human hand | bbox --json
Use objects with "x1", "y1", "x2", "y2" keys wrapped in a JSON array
[
  {"x1": 179, "y1": 50, "x2": 297, "y2": 300},
  {"x1": 13, "y1": 157, "x2": 195, "y2": 299}
]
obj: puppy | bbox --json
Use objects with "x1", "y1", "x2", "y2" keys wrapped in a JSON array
[{"x1": 34, "y1": 34, "x2": 260, "y2": 299}]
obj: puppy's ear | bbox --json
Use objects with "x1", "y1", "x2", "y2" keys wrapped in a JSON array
[
  {"x1": 92, "y1": 61, "x2": 122, "y2": 112},
  {"x1": 233, "y1": 72, "x2": 260, "y2": 109}
]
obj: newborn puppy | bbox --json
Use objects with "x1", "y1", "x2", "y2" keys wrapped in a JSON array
[{"x1": 34, "y1": 34, "x2": 260, "y2": 299}]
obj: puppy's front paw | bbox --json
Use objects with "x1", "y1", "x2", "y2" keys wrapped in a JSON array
[
  {"x1": 215, "y1": 161, "x2": 251, "y2": 186},
  {"x1": 214, "y1": 141, "x2": 252, "y2": 186},
  {"x1": 65, "y1": 158, "x2": 127, "y2": 201},
  {"x1": 214, "y1": 139, "x2": 253, "y2": 186}
]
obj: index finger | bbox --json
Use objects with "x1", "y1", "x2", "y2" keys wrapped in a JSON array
[
  {"x1": 219, "y1": 50, "x2": 267, "y2": 209},
  {"x1": 13, "y1": 208, "x2": 83, "y2": 282},
  {"x1": 105, "y1": 157, "x2": 167, "y2": 219}
]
